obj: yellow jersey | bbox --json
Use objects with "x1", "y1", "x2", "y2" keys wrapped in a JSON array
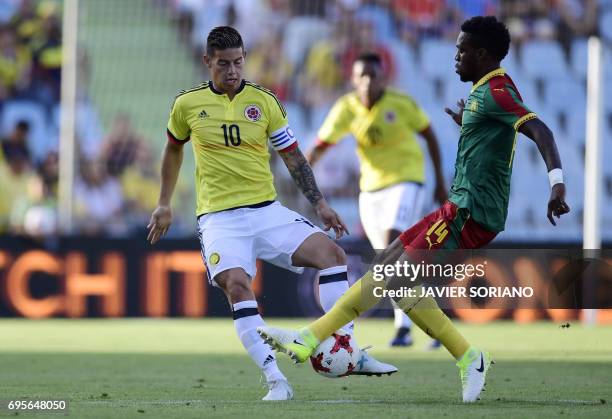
[
  {"x1": 167, "y1": 80, "x2": 297, "y2": 215},
  {"x1": 317, "y1": 89, "x2": 430, "y2": 192}
]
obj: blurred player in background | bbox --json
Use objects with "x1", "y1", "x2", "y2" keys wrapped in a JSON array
[
  {"x1": 147, "y1": 26, "x2": 395, "y2": 401},
  {"x1": 259, "y1": 16, "x2": 570, "y2": 403},
  {"x1": 307, "y1": 52, "x2": 447, "y2": 349}
]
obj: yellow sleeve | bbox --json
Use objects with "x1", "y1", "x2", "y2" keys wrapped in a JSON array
[
  {"x1": 266, "y1": 93, "x2": 289, "y2": 136},
  {"x1": 167, "y1": 96, "x2": 190, "y2": 141},
  {"x1": 404, "y1": 97, "x2": 430, "y2": 132},
  {"x1": 317, "y1": 97, "x2": 351, "y2": 145}
]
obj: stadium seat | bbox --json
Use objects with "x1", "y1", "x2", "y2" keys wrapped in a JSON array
[
  {"x1": 521, "y1": 40, "x2": 571, "y2": 81},
  {"x1": 606, "y1": 45, "x2": 612, "y2": 80},
  {"x1": 419, "y1": 39, "x2": 457, "y2": 80},
  {"x1": 513, "y1": 78, "x2": 542, "y2": 110},
  {"x1": 405, "y1": 78, "x2": 438, "y2": 109},
  {"x1": 433, "y1": 116, "x2": 460, "y2": 180},
  {"x1": 599, "y1": 10, "x2": 612, "y2": 43},
  {"x1": 387, "y1": 40, "x2": 418, "y2": 91},
  {"x1": 51, "y1": 102, "x2": 104, "y2": 160},
  {"x1": 572, "y1": 38, "x2": 612, "y2": 81},
  {"x1": 566, "y1": 111, "x2": 587, "y2": 141},
  {"x1": 535, "y1": 108, "x2": 561, "y2": 137},
  {"x1": 443, "y1": 77, "x2": 470, "y2": 108},
  {"x1": 543, "y1": 79, "x2": 585, "y2": 114},
  {"x1": 0, "y1": 101, "x2": 50, "y2": 162},
  {"x1": 605, "y1": 125, "x2": 612, "y2": 176},
  {"x1": 502, "y1": 47, "x2": 521, "y2": 78},
  {"x1": 354, "y1": 5, "x2": 395, "y2": 41},
  {"x1": 309, "y1": 102, "x2": 334, "y2": 134},
  {"x1": 283, "y1": 101, "x2": 307, "y2": 141},
  {"x1": 282, "y1": 16, "x2": 331, "y2": 67},
  {"x1": 570, "y1": 38, "x2": 588, "y2": 80}
]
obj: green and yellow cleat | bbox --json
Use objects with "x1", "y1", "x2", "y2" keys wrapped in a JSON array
[
  {"x1": 456, "y1": 346, "x2": 494, "y2": 403},
  {"x1": 257, "y1": 326, "x2": 318, "y2": 363}
]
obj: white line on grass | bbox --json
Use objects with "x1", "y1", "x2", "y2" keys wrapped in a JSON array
[{"x1": 77, "y1": 398, "x2": 605, "y2": 406}]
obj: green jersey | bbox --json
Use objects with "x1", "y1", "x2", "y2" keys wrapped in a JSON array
[{"x1": 448, "y1": 68, "x2": 537, "y2": 233}]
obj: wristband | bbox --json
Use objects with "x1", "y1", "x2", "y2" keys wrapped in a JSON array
[{"x1": 548, "y1": 168, "x2": 563, "y2": 188}]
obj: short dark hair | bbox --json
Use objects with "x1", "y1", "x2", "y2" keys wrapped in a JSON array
[
  {"x1": 460, "y1": 16, "x2": 510, "y2": 61},
  {"x1": 206, "y1": 26, "x2": 243, "y2": 56},
  {"x1": 16, "y1": 120, "x2": 29, "y2": 131},
  {"x1": 355, "y1": 52, "x2": 382, "y2": 67}
]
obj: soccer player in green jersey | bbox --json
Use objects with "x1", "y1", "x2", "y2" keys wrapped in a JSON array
[{"x1": 258, "y1": 16, "x2": 570, "y2": 403}]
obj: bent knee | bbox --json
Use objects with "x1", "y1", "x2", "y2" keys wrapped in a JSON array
[
  {"x1": 216, "y1": 271, "x2": 253, "y2": 301},
  {"x1": 317, "y1": 242, "x2": 347, "y2": 268}
]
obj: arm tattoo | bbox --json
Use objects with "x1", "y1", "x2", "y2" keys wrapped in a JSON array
[{"x1": 280, "y1": 147, "x2": 324, "y2": 206}]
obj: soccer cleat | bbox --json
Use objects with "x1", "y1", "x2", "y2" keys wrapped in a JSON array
[
  {"x1": 456, "y1": 346, "x2": 493, "y2": 403},
  {"x1": 257, "y1": 326, "x2": 318, "y2": 363},
  {"x1": 389, "y1": 327, "x2": 413, "y2": 347},
  {"x1": 350, "y1": 346, "x2": 398, "y2": 376},
  {"x1": 262, "y1": 379, "x2": 293, "y2": 401}
]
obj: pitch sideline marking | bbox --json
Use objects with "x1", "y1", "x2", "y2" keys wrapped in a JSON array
[{"x1": 77, "y1": 398, "x2": 605, "y2": 406}]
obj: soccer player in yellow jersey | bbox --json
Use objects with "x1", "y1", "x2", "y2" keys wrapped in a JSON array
[
  {"x1": 307, "y1": 53, "x2": 447, "y2": 348},
  {"x1": 147, "y1": 26, "x2": 396, "y2": 401}
]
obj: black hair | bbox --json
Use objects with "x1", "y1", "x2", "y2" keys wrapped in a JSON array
[
  {"x1": 206, "y1": 26, "x2": 244, "y2": 56},
  {"x1": 16, "y1": 120, "x2": 29, "y2": 131},
  {"x1": 355, "y1": 52, "x2": 382, "y2": 67},
  {"x1": 460, "y1": 16, "x2": 510, "y2": 61}
]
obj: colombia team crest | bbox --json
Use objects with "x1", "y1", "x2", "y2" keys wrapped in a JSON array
[{"x1": 244, "y1": 105, "x2": 262, "y2": 121}]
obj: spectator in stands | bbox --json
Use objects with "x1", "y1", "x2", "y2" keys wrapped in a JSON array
[
  {"x1": 393, "y1": 0, "x2": 456, "y2": 41},
  {"x1": 38, "y1": 150, "x2": 58, "y2": 200},
  {"x1": 8, "y1": 0, "x2": 41, "y2": 45},
  {"x1": 19, "y1": 151, "x2": 58, "y2": 238},
  {"x1": 120, "y1": 144, "x2": 160, "y2": 233},
  {"x1": 354, "y1": 0, "x2": 396, "y2": 41},
  {"x1": 0, "y1": 0, "x2": 20, "y2": 25},
  {"x1": 341, "y1": 20, "x2": 395, "y2": 81},
  {"x1": 31, "y1": 13, "x2": 62, "y2": 108},
  {"x1": 450, "y1": 0, "x2": 499, "y2": 19},
  {"x1": 0, "y1": 26, "x2": 32, "y2": 101},
  {"x1": 246, "y1": 31, "x2": 293, "y2": 100},
  {"x1": 300, "y1": 22, "x2": 348, "y2": 112},
  {"x1": 554, "y1": 0, "x2": 598, "y2": 53},
  {"x1": 0, "y1": 146, "x2": 40, "y2": 233},
  {"x1": 101, "y1": 113, "x2": 144, "y2": 178},
  {"x1": 74, "y1": 159, "x2": 126, "y2": 236},
  {"x1": 502, "y1": 1, "x2": 557, "y2": 47},
  {"x1": 1, "y1": 120, "x2": 31, "y2": 164}
]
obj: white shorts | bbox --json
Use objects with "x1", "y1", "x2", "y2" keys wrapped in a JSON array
[
  {"x1": 359, "y1": 182, "x2": 425, "y2": 249},
  {"x1": 197, "y1": 201, "x2": 323, "y2": 286}
]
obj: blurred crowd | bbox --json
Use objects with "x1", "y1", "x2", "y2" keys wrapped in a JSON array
[
  {"x1": 167, "y1": 0, "x2": 608, "y2": 241},
  {"x1": 0, "y1": 0, "x2": 609, "y2": 240},
  {"x1": 0, "y1": 0, "x2": 161, "y2": 238},
  {"x1": 170, "y1": 0, "x2": 599, "y2": 107}
]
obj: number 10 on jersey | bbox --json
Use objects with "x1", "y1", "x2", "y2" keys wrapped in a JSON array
[{"x1": 221, "y1": 124, "x2": 241, "y2": 146}]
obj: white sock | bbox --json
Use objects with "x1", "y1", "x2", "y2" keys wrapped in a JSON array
[
  {"x1": 318, "y1": 265, "x2": 355, "y2": 334},
  {"x1": 233, "y1": 300, "x2": 285, "y2": 383},
  {"x1": 393, "y1": 307, "x2": 412, "y2": 330}
]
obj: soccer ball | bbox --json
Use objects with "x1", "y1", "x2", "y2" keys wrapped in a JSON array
[{"x1": 309, "y1": 329, "x2": 359, "y2": 378}]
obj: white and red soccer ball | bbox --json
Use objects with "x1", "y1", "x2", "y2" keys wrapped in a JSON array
[{"x1": 309, "y1": 329, "x2": 358, "y2": 378}]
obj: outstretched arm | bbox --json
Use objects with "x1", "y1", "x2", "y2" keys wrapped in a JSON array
[
  {"x1": 279, "y1": 146, "x2": 349, "y2": 238},
  {"x1": 419, "y1": 125, "x2": 448, "y2": 205},
  {"x1": 306, "y1": 142, "x2": 331, "y2": 167},
  {"x1": 147, "y1": 139, "x2": 185, "y2": 244},
  {"x1": 519, "y1": 118, "x2": 570, "y2": 225}
]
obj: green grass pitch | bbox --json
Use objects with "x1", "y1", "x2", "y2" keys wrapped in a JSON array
[{"x1": 0, "y1": 319, "x2": 610, "y2": 418}]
